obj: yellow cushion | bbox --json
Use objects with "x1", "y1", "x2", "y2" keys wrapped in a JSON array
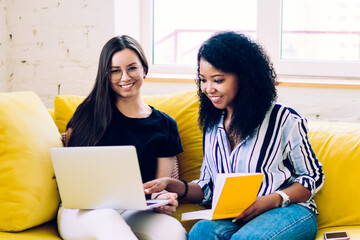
[
  {"x1": 172, "y1": 203, "x2": 206, "y2": 233},
  {"x1": 54, "y1": 95, "x2": 85, "y2": 134},
  {"x1": 53, "y1": 90, "x2": 204, "y2": 182},
  {"x1": 142, "y1": 90, "x2": 203, "y2": 182},
  {"x1": 0, "y1": 221, "x2": 60, "y2": 239},
  {"x1": 48, "y1": 109, "x2": 55, "y2": 121},
  {"x1": 308, "y1": 121, "x2": 360, "y2": 229},
  {"x1": 0, "y1": 91, "x2": 62, "y2": 232}
]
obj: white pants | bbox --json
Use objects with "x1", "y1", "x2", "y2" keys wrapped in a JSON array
[{"x1": 57, "y1": 206, "x2": 187, "y2": 240}]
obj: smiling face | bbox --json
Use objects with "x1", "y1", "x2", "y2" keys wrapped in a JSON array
[
  {"x1": 199, "y1": 59, "x2": 239, "y2": 115},
  {"x1": 109, "y1": 48, "x2": 145, "y2": 100}
]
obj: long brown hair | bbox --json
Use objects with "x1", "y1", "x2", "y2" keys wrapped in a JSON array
[{"x1": 67, "y1": 35, "x2": 149, "y2": 146}]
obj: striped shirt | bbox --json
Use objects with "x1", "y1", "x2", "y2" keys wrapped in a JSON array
[{"x1": 193, "y1": 103, "x2": 325, "y2": 214}]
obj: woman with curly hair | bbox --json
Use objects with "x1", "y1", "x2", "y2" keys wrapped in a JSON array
[{"x1": 145, "y1": 31, "x2": 324, "y2": 239}]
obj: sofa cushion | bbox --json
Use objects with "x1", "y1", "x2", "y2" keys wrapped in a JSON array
[
  {"x1": 171, "y1": 203, "x2": 206, "y2": 233},
  {"x1": 0, "y1": 221, "x2": 61, "y2": 239},
  {"x1": 142, "y1": 91, "x2": 203, "y2": 182},
  {"x1": 0, "y1": 91, "x2": 62, "y2": 232},
  {"x1": 308, "y1": 121, "x2": 360, "y2": 229},
  {"x1": 54, "y1": 95, "x2": 85, "y2": 134}
]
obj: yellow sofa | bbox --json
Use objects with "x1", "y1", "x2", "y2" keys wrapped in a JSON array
[{"x1": 1, "y1": 90, "x2": 360, "y2": 239}]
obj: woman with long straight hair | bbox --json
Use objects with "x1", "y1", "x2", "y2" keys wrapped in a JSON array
[{"x1": 58, "y1": 35, "x2": 186, "y2": 240}]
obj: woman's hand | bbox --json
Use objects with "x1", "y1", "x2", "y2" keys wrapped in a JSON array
[
  {"x1": 233, "y1": 193, "x2": 281, "y2": 223},
  {"x1": 61, "y1": 128, "x2": 72, "y2": 147},
  {"x1": 152, "y1": 192, "x2": 178, "y2": 215},
  {"x1": 144, "y1": 177, "x2": 170, "y2": 195},
  {"x1": 144, "y1": 177, "x2": 204, "y2": 203},
  {"x1": 61, "y1": 133, "x2": 67, "y2": 145}
]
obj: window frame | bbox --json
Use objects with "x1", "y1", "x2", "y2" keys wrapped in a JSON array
[{"x1": 140, "y1": 0, "x2": 360, "y2": 80}]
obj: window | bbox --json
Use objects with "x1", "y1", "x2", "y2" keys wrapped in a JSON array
[
  {"x1": 277, "y1": 0, "x2": 360, "y2": 78},
  {"x1": 141, "y1": 0, "x2": 360, "y2": 79},
  {"x1": 153, "y1": 0, "x2": 256, "y2": 66},
  {"x1": 282, "y1": 0, "x2": 360, "y2": 62}
]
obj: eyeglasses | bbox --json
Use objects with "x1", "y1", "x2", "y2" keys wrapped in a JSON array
[{"x1": 107, "y1": 65, "x2": 143, "y2": 80}]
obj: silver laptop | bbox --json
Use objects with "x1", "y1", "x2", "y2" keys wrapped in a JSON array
[{"x1": 50, "y1": 146, "x2": 169, "y2": 210}]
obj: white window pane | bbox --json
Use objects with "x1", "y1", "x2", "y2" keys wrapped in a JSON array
[
  {"x1": 281, "y1": 0, "x2": 360, "y2": 62},
  {"x1": 153, "y1": 0, "x2": 257, "y2": 66}
]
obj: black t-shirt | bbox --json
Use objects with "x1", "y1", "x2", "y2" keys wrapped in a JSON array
[{"x1": 96, "y1": 106, "x2": 183, "y2": 183}]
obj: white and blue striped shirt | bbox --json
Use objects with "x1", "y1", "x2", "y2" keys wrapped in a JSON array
[{"x1": 193, "y1": 103, "x2": 325, "y2": 214}]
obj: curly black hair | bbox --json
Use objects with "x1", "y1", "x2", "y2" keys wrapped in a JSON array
[{"x1": 196, "y1": 31, "x2": 277, "y2": 141}]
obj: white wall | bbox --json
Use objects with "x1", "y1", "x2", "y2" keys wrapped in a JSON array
[
  {"x1": 142, "y1": 82, "x2": 360, "y2": 122},
  {"x1": 1, "y1": 0, "x2": 115, "y2": 107},
  {"x1": 114, "y1": 0, "x2": 140, "y2": 40},
  {"x1": 0, "y1": 0, "x2": 7, "y2": 91},
  {"x1": 277, "y1": 86, "x2": 360, "y2": 122}
]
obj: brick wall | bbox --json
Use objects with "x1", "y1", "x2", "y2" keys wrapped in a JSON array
[
  {"x1": 0, "y1": 0, "x2": 7, "y2": 91},
  {"x1": 1, "y1": 0, "x2": 114, "y2": 107}
]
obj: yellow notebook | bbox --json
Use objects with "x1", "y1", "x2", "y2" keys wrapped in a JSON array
[{"x1": 181, "y1": 172, "x2": 264, "y2": 221}]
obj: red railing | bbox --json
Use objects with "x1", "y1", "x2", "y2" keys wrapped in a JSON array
[{"x1": 154, "y1": 29, "x2": 360, "y2": 63}]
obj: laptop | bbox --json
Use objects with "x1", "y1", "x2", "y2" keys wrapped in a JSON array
[{"x1": 50, "y1": 146, "x2": 169, "y2": 210}]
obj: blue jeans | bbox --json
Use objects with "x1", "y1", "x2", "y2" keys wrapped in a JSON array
[{"x1": 188, "y1": 204, "x2": 317, "y2": 240}]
